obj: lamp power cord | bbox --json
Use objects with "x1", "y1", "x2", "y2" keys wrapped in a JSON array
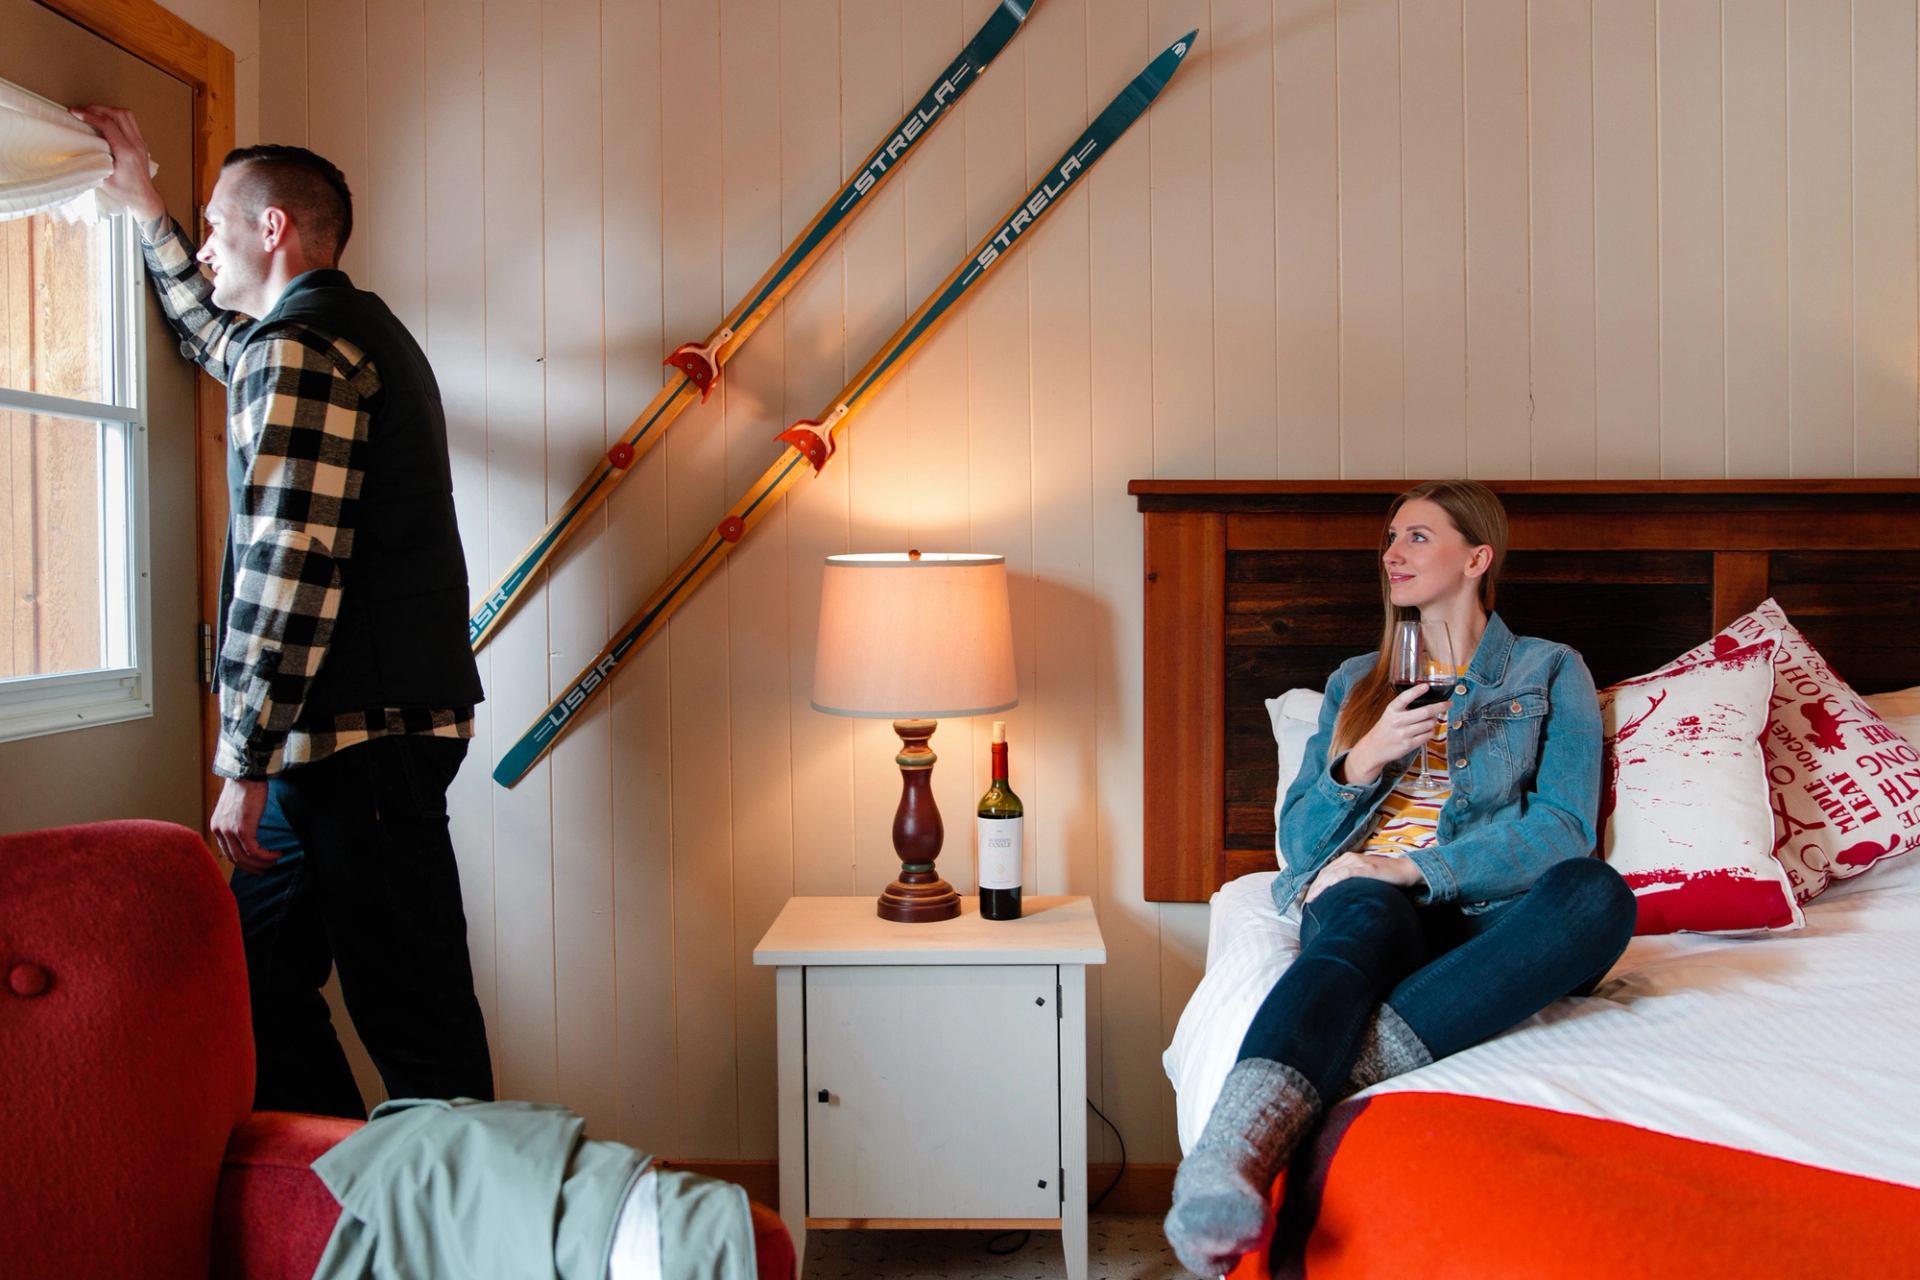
[{"x1": 983, "y1": 1099, "x2": 1128, "y2": 1257}]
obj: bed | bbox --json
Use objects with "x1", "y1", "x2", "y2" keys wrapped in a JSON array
[{"x1": 1132, "y1": 480, "x2": 1920, "y2": 1278}]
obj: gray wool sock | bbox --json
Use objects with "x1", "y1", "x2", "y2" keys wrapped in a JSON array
[
  {"x1": 1164, "y1": 1058, "x2": 1321, "y2": 1277},
  {"x1": 1340, "y1": 1002, "x2": 1433, "y2": 1101}
]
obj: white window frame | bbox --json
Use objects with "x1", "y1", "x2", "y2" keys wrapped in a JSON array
[{"x1": 0, "y1": 213, "x2": 152, "y2": 743}]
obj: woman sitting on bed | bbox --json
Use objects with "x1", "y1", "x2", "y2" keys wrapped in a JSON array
[{"x1": 1164, "y1": 479, "x2": 1638, "y2": 1276}]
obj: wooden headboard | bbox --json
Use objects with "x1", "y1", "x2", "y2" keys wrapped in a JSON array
[{"x1": 1130, "y1": 480, "x2": 1920, "y2": 903}]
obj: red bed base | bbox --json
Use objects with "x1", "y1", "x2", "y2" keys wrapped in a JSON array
[{"x1": 1230, "y1": 1092, "x2": 1920, "y2": 1279}]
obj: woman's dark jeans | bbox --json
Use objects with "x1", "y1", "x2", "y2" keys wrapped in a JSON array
[{"x1": 1235, "y1": 857, "x2": 1637, "y2": 1101}]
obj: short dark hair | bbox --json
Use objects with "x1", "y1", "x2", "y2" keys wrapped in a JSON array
[{"x1": 220, "y1": 145, "x2": 354, "y2": 265}]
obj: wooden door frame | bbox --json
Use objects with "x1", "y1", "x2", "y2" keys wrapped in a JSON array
[{"x1": 34, "y1": 0, "x2": 232, "y2": 826}]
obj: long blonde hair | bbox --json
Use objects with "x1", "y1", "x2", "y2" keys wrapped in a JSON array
[{"x1": 1329, "y1": 480, "x2": 1510, "y2": 756}]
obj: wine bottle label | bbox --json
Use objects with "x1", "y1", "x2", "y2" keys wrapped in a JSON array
[{"x1": 977, "y1": 816, "x2": 1023, "y2": 890}]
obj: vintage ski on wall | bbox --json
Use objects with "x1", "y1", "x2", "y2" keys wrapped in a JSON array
[
  {"x1": 466, "y1": 0, "x2": 1038, "y2": 651},
  {"x1": 495, "y1": 31, "x2": 1199, "y2": 787}
]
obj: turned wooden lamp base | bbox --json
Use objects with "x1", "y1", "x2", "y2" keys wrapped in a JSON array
[
  {"x1": 876, "y1": 876, "x2": 962, "y2": 923},
  {"x1": 877, "y1": 718, "x2": 961, "y2": 923}
]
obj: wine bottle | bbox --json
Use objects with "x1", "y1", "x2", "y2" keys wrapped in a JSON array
[{"x1": 977, "y1": 720, "x2": 1024, "y2": 921}]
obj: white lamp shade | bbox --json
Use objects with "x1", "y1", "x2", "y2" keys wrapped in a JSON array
[{"x1": 811, "y1": 552, "x2": 1018, "y2": 719}]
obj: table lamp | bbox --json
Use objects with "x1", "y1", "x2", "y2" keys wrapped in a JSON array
[{"x1": 811, "y1": 551, "x2": 1018, "y2": 922}]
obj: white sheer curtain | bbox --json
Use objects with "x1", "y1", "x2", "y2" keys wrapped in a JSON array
[{"x1": 0, "y1": 78, "x2": 154, "y2": 223}]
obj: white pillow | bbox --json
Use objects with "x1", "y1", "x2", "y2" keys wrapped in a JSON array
[
  {"x1": 1599, "y1": 634, "x2": 1804, "y2": 936},
  {"x1": 1865, "y1": 683, "x2": 1920, "y2": 735},
  {"x1": 1866, "y1": 692, "x2": 1920, "y2": 784},
  {"x1": 1861, "y1": 691, "x2": 1920, "y2": 893},
  {"x1": 1265, "y1": 688, "x2": 1324, "y2": 845}
]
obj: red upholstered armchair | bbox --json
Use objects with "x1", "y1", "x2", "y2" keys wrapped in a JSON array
[{"x1": 0, "y1": 820, "x2": 793, "y2": 1279}]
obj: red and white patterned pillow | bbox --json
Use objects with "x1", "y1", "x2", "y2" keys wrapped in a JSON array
[
  {"x1": 1599, "y1": 636, "x2": 1804, "y2": 936},
  {"x1": 1663, "y1": 600, "x2": 1920, "y2": 903}
]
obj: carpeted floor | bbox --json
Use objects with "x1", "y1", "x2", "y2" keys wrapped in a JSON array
[{"x1": 802, "y1": 1212, "x2": 1193, "y2": 1279}]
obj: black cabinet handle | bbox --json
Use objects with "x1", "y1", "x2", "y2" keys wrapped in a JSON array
[{"x1": 817, "y1": 1089, "x2": 829, "y2": 1103}]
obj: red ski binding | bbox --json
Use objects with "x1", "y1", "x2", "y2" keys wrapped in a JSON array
[
  {"x1": 607, "y1": 442, "x2": 636, "y2": 470},
  {"x1": 777, "y1": 405, "x2": 848, "y2": 474},
  {"x1": 779, "y1": 421, "x2": 830, "y2": 473},
  {"x1": 664, "y1": 327, "x2": 733, "y2": 401},
  {"x1": 717, "y1": 515, "x2": 746, "y2": 544}
]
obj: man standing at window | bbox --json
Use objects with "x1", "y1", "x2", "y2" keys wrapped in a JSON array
[{"x1": 75, "y1": 106, "x2": 492, "y2": 1120}]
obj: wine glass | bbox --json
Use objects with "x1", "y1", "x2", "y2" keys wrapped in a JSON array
[{"x1": 1389, "y1": 620, "x2": 1432, "y2": 781}]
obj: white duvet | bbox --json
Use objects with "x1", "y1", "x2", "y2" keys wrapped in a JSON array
[{"x1": 1164, "y1": 854, "x2": 1920, "y2": 1188}]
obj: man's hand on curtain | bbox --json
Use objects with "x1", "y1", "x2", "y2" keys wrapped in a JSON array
[{"x1": 68, "y1": 105, "x2": 165, "y2": 225}]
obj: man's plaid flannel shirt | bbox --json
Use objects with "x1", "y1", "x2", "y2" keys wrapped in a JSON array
[{"x1": 141, "y1": 217, "x2": 471, "y2": 779}]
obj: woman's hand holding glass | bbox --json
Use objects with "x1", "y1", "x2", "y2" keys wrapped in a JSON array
[{"x1": 1337, "y1": 682, "x2": 1447, "y2": 786}]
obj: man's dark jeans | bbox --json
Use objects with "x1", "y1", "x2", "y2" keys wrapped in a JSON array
[
  {"x1": 231, "y1": 735, "x2": 494, "y2": 1119},
  {"x1": 1236, "y1": 857, "x2": 1636, "y2": 1100}
]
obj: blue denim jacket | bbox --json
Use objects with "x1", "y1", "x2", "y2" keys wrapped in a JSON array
[{"x1": 1272, "y1": 612, "x2": 1603, "y2": 914}]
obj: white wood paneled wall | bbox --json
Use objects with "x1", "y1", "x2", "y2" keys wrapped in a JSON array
[{"x1": 255, "y1": 0, "x2": 1920, "y2": 1164}]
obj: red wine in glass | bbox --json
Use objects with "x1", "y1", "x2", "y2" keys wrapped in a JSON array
[
  {"x1": 1393, "y1": 680, "x2": 1451, "y2": 709},
  {"x1": 1389, "y1": 622, "x2": 1451, "y2": 708}
]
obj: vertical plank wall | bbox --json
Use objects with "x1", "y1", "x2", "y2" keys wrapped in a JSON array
[{"x1": 253, "y1": 0, "x2": 1920, "y2": 1166}]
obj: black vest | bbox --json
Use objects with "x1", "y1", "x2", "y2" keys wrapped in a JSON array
[{"x1": 224, "y1": 270, "x2": 484, "y2": 725}]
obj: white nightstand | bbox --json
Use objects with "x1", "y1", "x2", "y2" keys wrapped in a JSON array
[{"x1": 753, "y1": 895, "x2": 1107, "y2": 1280}]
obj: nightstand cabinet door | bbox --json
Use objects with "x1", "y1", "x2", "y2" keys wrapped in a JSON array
[{"x1": 805, "y1": 964, "x2": 1059, "y2": 1220}]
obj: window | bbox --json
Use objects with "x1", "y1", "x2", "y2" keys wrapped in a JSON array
[{"x1": 0, "y1": 208, "x2": 149, "y2": 741}]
